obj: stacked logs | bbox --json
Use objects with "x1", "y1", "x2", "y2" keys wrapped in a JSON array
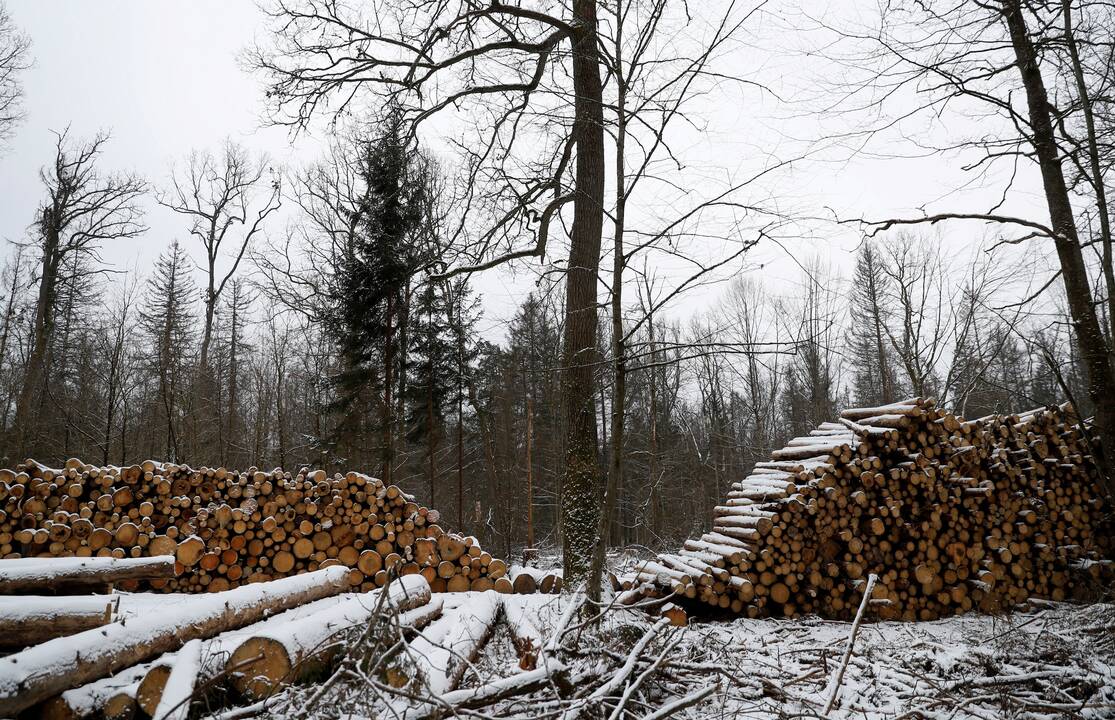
[
  {"x1": 0, "y1": 460, "x2": 558, "y2": 594},
  {"x1": 630, "y1": 398, "x2": 1113, "y2": 620}
]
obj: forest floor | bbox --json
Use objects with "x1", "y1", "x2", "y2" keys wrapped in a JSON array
[{"x1": 203, "y1": 587, "x2": 1115, "y2": 720}]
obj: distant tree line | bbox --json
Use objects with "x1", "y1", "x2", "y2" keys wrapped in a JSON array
[
  {"x1": 0, "y1": 125, "x2": 1089, "y2": 556},
  {"x1": 0, "y1": 0, "x2": 1110, "y2": 581}
]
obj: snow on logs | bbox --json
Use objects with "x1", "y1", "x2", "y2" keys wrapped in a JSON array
[
  {"x1": 0, "y1": 555, "x2": 175, "y2": 593},
  {"x1": 0, "y1": 460, "x2": 556, "y2": 596},
  {"x1": 0, "y1": 594, "x2": 117, "y2": 648},
  {"x1": 0, "y1": 566, "x2": 350, "y2": 716},
  {"x1": 227, "y1": 574, "x2": 433, "y2": 699},
  {"x1": 630, "y1": 398, "x2": 1113, "y2": 620}
]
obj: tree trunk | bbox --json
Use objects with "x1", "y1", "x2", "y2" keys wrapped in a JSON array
[
  {"x1": 0, "y1": 568, "x2": 350, "y2": 717},
  {"x1": 14, "y1": 225, "x2": 59, "y2": 453},
  {"x1": 526, "y1": 396, "x2": 534, "y2": 548},
  {"x1": 589, "y1": 31, "x2": 627, "y2": 601},
  {"x1": 1003, "y1": 0, "x2": 1115, "y2": 496},
  {"x1": 561, "y1": 0, "x2": 607, "y2": 594},
  {"x1": 647, "y1": 305, "x2": 661, "y2": 543},
  {"x1": 1060, "y1": 0, "x2": 1115, "y2": 346},
  {"x1": 383, "y1": 293, "x2": 395, "y2": 484}
]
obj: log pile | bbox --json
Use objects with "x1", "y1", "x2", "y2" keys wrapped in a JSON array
[
  {"x1": 0, "y1": 460, "x2": 557, "y2": 595},
  {"x1": 630, "y1": 399, "x2": 1113, "y2": 620}
]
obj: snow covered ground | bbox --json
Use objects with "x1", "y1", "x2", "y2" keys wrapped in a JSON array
[
  {"x1": 235, "y1": 591, "x2": 1115, "y2": 719},
  {"x1": 666, "y1": 600, "x2": 1115, "y2": 719}
]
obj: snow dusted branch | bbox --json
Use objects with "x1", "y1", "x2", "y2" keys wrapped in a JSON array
[{"x1": 822, "y1": 573, "x2": 878, "y2": 715}]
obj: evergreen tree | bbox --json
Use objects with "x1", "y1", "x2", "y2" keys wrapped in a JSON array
[
  {"x1": 847, "y1": 241, "x2": 900, "y2": 406},
  {"x1": 139, "y1": 240, "x2": 197, "y2": 462},
  {"x1": 405, "y1": 279, "x2": 457, "y2": 506},
  {"x1": 448, "y1": 277, "x2": 482, "y2": 530},
  {"x1": 322, "y1": 115, "x2": 433, "y2": 481}
]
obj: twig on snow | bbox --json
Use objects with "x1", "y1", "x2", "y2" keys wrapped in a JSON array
[{"x1": 822, "y1": 573, "x2": 877, "y2": 715}]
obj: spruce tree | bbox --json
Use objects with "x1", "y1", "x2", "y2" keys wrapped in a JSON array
[
  {"x1": 405, "y1": 279, "x2": 457, "y2": 506},
  {"x1": 139, "y1": 240, "x2": 197, "y2": 462},
  {"x1": 847, "y1": 241, "x2": 899, "y2": 406},
  {"x1": 322, "y1": 114, "x2": 431, "y2": 480}
]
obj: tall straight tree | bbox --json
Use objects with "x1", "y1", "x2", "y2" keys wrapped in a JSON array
[
  {"x1": 139, "y1": 240, "x2": 198, "y2": 463},
  {"x1": 254, "y1": 0, "x2": 608, "y2": 588},
  {"x1": 158, "y1": 141, "x2": 279, "y2": 455},
  {"x1": 840, "y1": 0, "x2": 1115, "y2": 495},
  {"x1": 12, "y1": 131, "x2": 145, "y2": 456},
  {"x1": 847, "y1": 241, "x2": 898, "y2": 406},
  {"x1": 406, "y1": 279, "x2": 456, "y2": 506}
]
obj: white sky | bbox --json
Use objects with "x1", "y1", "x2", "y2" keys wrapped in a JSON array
[{"x1": 0, "y1": 1, "x2": 1058, "y2": 343}]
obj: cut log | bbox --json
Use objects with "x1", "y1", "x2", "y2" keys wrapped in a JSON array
[
  {"x1": 226, "y1": 574, "x2": 432, "y2": 699},
  {"x1": 151, "y1": 638, "x2": 201, "y2": 720},
  {"x1": 0, "y1": 596, "x2": 115, "y2": 648},
  {"x1": 0, "y1": 566, "x2": 350, "y2": 716},
  {"x1": 391, "y1": 592, "x2": 501, "y2": 699},
  {"x1": 37, "y1": 661, "x2": 155, "y2": 720},
  {"x1": 135, "y1": 592, "x2": 362, "y2": 716},
  {"x1": 502, "y1": 595, "x2": 547, "y2": 671},
  {"x1": 0, "y1": 556, "x2": 175, "y2": 594}
]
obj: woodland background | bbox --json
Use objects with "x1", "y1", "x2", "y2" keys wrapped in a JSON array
[{"x1": 0, "y1": 0, "x2": 1110, "y2": 565}]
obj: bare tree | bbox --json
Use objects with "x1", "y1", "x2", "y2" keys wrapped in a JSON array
[
  {"x1": 0, "y1": 2, "x2": 30, "y2": 147},
  {"x1": 11, "y1": 130, "x2": 145, "y2": 455},
  {"x1": 97, "y1": 275, "x2": 139, "y2": 465},
  {"x1": 847, "y1": 241, "x2": 898, "y2": 406},
  {"x1": 157, "y1": 141, "x2": 279, "y2": 380}
]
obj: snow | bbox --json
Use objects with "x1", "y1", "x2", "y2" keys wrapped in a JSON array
[
  {"x1": 398, "y1": 591, "x2": 502, "y2": 696},
  {"x1": 0, "y1": 554, "x2": 172, "y2": 581},
  {"x1": 0, "y1": 593, "x2": 116, "y2": 622},
  {"x1": 0, "y1": 565, "x2": 350, "y2": 715},
  {"x1": 665, "y1": 601, "x2": 1115, "y2": 719},
  {"x1": 153, "y1": 637, "x2": 202, "y2": 720},
  {"x1": 237, "y1": 574, "x2": 430, "y2": 661},
  {"x1": 509, "y1": 564, "x2": 563, "y2": 582},
  {"x1": 54, "y1": 659, "x2": 155, "y2": 717}
]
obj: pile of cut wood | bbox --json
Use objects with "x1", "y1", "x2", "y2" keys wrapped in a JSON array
[
  {"x1": 0, "y1": 562, "x2": 559, "y2": 718},
  {"x1": 627, "y1": 399, "x2": 1113, "y2": 620},
  {"x1": 0, "y1": 460, "x2": 559, "y2": 595}
]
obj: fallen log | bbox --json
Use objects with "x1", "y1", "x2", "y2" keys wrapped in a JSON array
[
  {"x1": 394, "y1": 592, "x2": 502, "y2": 698},
  {"x1": 0, "y1": 556, "x2": 176, "y2": 594},
  {"x1": 502, "y1": 595, "x2": 548, "y2": 670},
  {"x1": 403, "y1": 661, "x2": 570, "y2": 720},
  {"x1": 151, "y1": 638, "x2": 202, "y2": 720},
  {"x1": 37, "y1": 661, "x2": 155, "y2": 720},
  {"x1": 135, "y1": 593, "x2": 364, "y2": 716},
  {"x1": 0, "y1": 595, "x2": 116, "y2": 648},
  {"x1": 227, "y1": 574, "x2": 432, "y2": 699},
  {"x1": 0, "y1": 566, "x2": 350, "y2": 716}
]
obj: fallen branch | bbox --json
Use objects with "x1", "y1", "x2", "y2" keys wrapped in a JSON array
[{"x1": 822, "y1": 573, "x2": 877, "y2": 715}]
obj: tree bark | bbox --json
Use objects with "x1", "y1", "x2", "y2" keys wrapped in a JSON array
[
  {"x1": 13, "y1": 217, "x2": 59, "y2": 452},
  {"x1": 1060, "y1": 0, "x2": 1115, "y2": 346},
  {"x1": 1002, "y1": 0, "x2": 1115, "y2": 495},
  {"x1": 590, "y1": 18, "x2": 627, "y2": 601},
  {"x1": 561, "y1": 0, "x2": 606, "y2": 593}
]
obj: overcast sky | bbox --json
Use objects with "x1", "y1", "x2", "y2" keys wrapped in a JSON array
[{"x1": 0, "y1": 1, "x2": 1057, "y2": 341}]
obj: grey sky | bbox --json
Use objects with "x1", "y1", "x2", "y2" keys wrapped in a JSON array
[{"x1": 0, "y1": 1, "x2": 1056, "y2": 342}]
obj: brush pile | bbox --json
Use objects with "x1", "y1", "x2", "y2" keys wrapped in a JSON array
[
  {"x1": 0, "y1": 460, "x2": 559, "y2": 594},
  {"x1": 629, "y1": 399, "x2": 1113, "y2": 619}
]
